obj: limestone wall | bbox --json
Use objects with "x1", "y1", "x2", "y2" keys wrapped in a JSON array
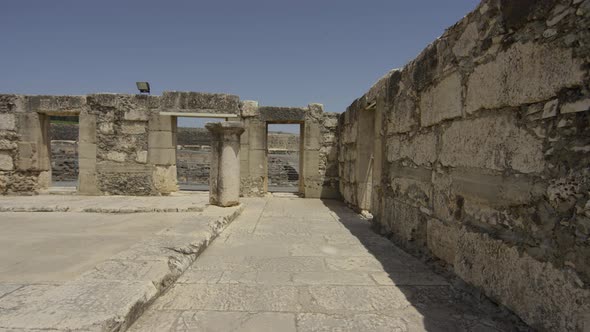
[
  {"x1": 87, "y1": 94, "x2": 156, "y2": 195},
  {"x1": 318, "y1": 112, "x2": 339, "y2": 197},
  {"x1": 0, "y1": 92, "x2": 241, "y2": 195},
  {"x1": 339, "y1": 0, "x2": 590, "y2": 330},
  {"x1": 1, "y1": 92, "x2": 330, "y2": 198}
]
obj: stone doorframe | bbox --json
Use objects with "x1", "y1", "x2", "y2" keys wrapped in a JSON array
[
  {"x1": 264, "y1": 121, "x2": 304, "y2": 194},
  {"x1": 13, "y1": 96, "x2": 88, "y2": 193},
  {"x1": 239, "y1": 102, "x2": 323, "y2": 198}
]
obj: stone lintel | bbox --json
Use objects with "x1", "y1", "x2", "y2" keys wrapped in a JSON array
[{"x1": 160, "y1": 111, "x2": 239, "y2": 118}]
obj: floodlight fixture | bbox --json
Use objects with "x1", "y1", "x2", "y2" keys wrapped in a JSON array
[{"x1": 136, "y1": 82, "x2": 150, "y2": 94}]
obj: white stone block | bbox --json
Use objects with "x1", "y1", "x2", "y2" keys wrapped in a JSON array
[
  {"x1": 0, "y1": 113, "x2": 16, "y2": 131},
  {"x1": 419, "y1": 72, "x2": 462, "y2": 127},
  {"x1": 466, "y1": 43, "x2": 585, "y2": 113},
  {"x1": 440, "y1": 115, "x2": 544, "y2": 174},
  {"x1": 561, "y1": 98, "x2": 590, "y2": 114},
  {"x1": 105, "y1": 151, "x2": 127, "y2": 162},
  {"x1": 0, "y1": 152, "x2": 14, "y2": 170}
]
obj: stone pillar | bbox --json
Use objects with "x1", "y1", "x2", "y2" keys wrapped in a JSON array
[
  {"x1": 149, "y1": 113, "x2": 178, "y2": 195},
  {"x1": 206, "y1": 121, "x2": 244, "y2": 207}
]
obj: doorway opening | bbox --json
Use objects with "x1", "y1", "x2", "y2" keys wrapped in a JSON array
[
  {"x1": 266, "y1": 123, "x2": 302, "y2": 193},
  {"x1": 356, "y1": 109, "x2": 375, "y2": 210},
  {"x1": 175, "y1": 117, "x2": 223, "y2": 191},
  {"x1": 49, "y1": 115, "x2": 79, "y2": 190}
]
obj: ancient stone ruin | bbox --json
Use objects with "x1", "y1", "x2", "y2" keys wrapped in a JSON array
[
  {"x1": 0, "y1": 94, "x2": 338, "y2": 198},
  {"x1": 0, "y1": 0, "x2": 588, "y2": 330},
  {"x1": 49, "y1": 123, "x2": 301, "y2": 191}
]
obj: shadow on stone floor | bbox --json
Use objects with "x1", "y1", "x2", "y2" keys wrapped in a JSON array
[{"x1": 320, "y1": 199, "x2": 532, "y2": 332}]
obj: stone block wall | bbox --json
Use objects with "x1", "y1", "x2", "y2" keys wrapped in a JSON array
[
  {"x1": 0, "y1": 95, "x2": 43, "y2": 194},
  {"x1": 2, "y1": 92, "x2": 330, "y2": 198},
  {"x1": 339, "y1": 0, "x2": 590, "y2": 330},
  {"x1": 88, "y1": 94, "x2": 157, "y2": 195},
  {"x1": 0, "y1": 95, "x2": 84, "y2": 194},
  {"x1": 268, "y1": 153, "x2": 299, "y2": 188},
  {"x1": 318, "y1": 111, "x2": 340, "y2": 198},
  {"x1": 0, "y1": 92, "x2": 242, "y2": 196}
]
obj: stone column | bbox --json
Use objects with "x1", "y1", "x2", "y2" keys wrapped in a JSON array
[{"x1": 206, "y1": 121, "x2": 244, "y2": 207}]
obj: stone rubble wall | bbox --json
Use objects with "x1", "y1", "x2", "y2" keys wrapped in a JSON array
[
  {"x1": 1, "y1": 93, "x2": 327, "y2": 198},
  {"x1": 51, "y1": 123, "x2": 301, "y2": 152},
  {"x1": 318, "y1": 112, "x2": 339, "y2": 197},
  {"x1": 268, "y1": 153, "x2": 299, "y2": 188},
  {"x1": 0, "y1": 92, "x2": 241, "y2": 196},
  {"x1": 176, "y1": 149, "x2": 210, "y2": 185},
  {"x1": 45, "y1": 123, "x2": 302, "y2": 188},
  {"x1": 1, "y1": 95, "x2": 60, "y2": 194},
  {"x1": 50, "y1": 123, "x2": 79, "y2": 141},
  {"x1": 87, "y1": 94, "x2": 158, "y2": 195},
  {"x1": 338, "y1": 0, "x2": 590, "y2": 330},
  {"x1": 50, "y1": 140, "x2": 78, "y2": 182}
]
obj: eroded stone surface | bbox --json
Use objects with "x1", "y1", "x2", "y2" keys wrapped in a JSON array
[
  {"x1": 0, "y1": 191, "x2": 208, "y2": 213},
  {"x1": 440, "y1": 114, "x2": 544, "y2": 173},
  {"x1": 465, "y1": 42, "x2": 585, "y2": 113},
  {"x1": 419, "y1": 72, "x2": 462, "y2": 127},
  {"x1": 131, "y1": 197, "x2": 529, "y2": 332},
  {"x1": 0, "y1": 200, "x2": 244, "y2": 331}
]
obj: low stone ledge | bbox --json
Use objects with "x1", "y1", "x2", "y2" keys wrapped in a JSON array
[
  {"x1": 0, "y1": 203, "x2": 244, "y2": 332},
  {"x1": 0, "y1": 194, "x2": 209, "y2": 213}
]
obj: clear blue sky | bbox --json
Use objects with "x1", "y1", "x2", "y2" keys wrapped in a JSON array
[{"x1": 0, "y1": 1, "x2": 479, "y2": 131}]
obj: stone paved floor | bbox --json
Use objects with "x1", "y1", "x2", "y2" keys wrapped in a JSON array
[
  {"x1": 0, "y1": 203, "x2": 245, "y2": 331},
  {"x1": 0, "y1": 212, "x2": 188, "y2": 283},
  {"x1": 130, "y1": 196, "x2": 528, "y2": 332}
]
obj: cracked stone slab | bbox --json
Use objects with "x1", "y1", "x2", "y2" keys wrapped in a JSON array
[
  {"x1": 289, "y1": 243, "x2": 373, "y2": 257},
  {"x1": 131, "y1": 310, "x2": 297, "y2": 332},
  {"x1": 190, "y1": 255, "x2": 327, "y2": 273},
  {"x1": 298, "y1": 285, "x2": 412, "y2": 313},
  {"x1": 0, "y1": 284, "x2": 22, "y2": 299},
  {"x1": 152, "y1": 284, "x2": 301, "y2": 312},
  {"x1": 297, "y1": 313, "x2": 411, "y2": 332},
  {"x1": 78, "y1": 260, "x2": 173, "y2": 283},
  {"x1": 179, "y1": 270, "x2": 379, "y2": 286},
  {"x1": 0, "y1": 284, "x2": 59, "y2": 312},
  {"x1": 0, "y1": 280, "x2": 157, "y2": 331},
  {"x1": 0, "y1": 193, "x2": 209, "y2": 213},
  {"x1": 292, "y1": 272, "x2": 377, "y2": 286},
  {"x1": 216, "y1": 271, "x2": 294, "y2": 285},
  {"x1": 0, "y1": 203, "x2": 245, "y2": 332},
  {"x1": 177, "y1": 270, "x2": 225, "y2": 284}
]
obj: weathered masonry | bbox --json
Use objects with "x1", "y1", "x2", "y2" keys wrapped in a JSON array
[
  {"x1": 339, "y1": 0, "x2": 590, "y2": 331},
  {"x1": 0, "y1": 0, "x2": 589, "y2": 330},
  {"x1": 0, "y1": 93, "x2": 339, "y2": 198}
]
